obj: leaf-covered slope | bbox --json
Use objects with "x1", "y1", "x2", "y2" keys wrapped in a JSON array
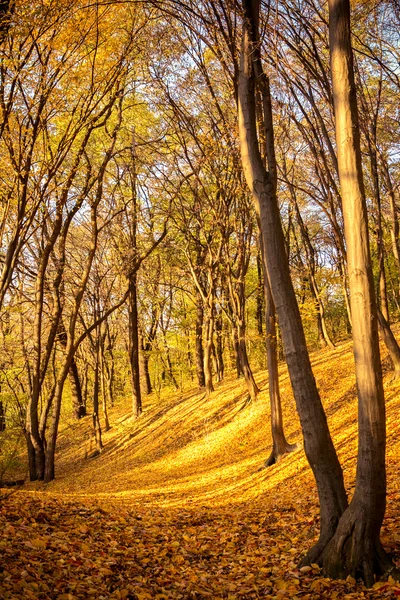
[{"x1": 1, "y1": 339, "x2": 400, "y2": 599}]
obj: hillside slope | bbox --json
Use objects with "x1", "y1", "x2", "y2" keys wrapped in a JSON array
[{"x1": 1, "y1": 339, "x2": 400, "y2": 599}]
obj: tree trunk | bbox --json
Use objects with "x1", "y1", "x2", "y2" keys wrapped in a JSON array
[
  {"x1": 128, "y1": 275, "x2": 142, "y2": 418},
  {"x1": 322, "y1": 0, "x2": 392, "y2": 584},
  {"x1": 69, "y1": 361, "x2": 86, "y2": 419},
  {"x1": 92, "y1": 341, "x2": 103, "y2": 454},
  {"x1": 203, "y1": 307, "x2": 214, "y2": 395},
  {"x1": 237, "y1": 281, "x2": 259, "y2": 400},
  {"x1": 377, "y1": 309, "x2": 400, "y2": 377},
  {"x1": 232, "y1": 326, "x2": 242, "y2": 377},
  {"x1": 238, "y1": 0, "x2": 347, "y2": 555},
  {"x1": 256, "y1": 249, "x2": 264, "y2": 335},
  {"x1": 260, "y1": 240, "x2": 297, "y2": 466},
  {"x1": 215, "y1": 310, "x2": 224, "y2": 382},
  {"x1": 195, "y1": 291, "x2": 206, "y2": 388},
  {"x1": 100, "y1": 332, "x2": 111, "y2": 432}
]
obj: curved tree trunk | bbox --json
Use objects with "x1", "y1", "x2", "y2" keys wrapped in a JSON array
[
  {"x1": 377, "y1": 309, "x2": 400, "y2": 376},
  {"x1": 238, "y1": 0, "x2": 347, "y2": 554}
]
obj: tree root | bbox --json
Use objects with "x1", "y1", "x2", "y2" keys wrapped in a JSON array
[
  {"x1": 308, "y1": 501, "x2": 399, "y2": 587},
  {"x1": 264, "y1": 442, "x2": 298, "y2": 467}
]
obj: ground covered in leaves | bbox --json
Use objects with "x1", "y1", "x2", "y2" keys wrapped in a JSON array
[{"x1": 1, "y1": 340, "x2": 400, "y2": 599}]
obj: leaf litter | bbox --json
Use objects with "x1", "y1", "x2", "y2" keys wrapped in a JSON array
[{"x1": 1, "y1": 339, "x2": 400, "y2": 599}]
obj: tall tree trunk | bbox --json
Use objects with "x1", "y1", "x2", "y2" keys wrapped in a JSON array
[
  {"x1": 260, "y1": 239, "x2": 296, "y2": 466},
  {"x1": 140, "y1": 339, "x2": 153, "y2": 395},
  {"x1": 0, "y1": 400, "x2": 5, "y2": 432},
  {"x1": 322, "y1": 0, "x2": 393, "y2": 583},
  {"x1": 256, "y1": 249, "x2": 264, "y2": 335},
  {"x1": 203, "y1": 304, "x2": 214, "y2": 395},
  {"x1": 237, "y1": 282, "x2": 259, "y2": 400},
  {"x1": 231, "y1": 325, "x2": 242, "y2": 377},
  {"x1": 58, "y1": 321, "x2": 85, "y2": 418},
  {"x1": 69, "y1": 360, "x2": 86, "y2": 419},
  {"x1": 195, "y1": 290, "x2": 206, "y2": 388},
  {"x1": 238, "y1": 0, "x2": 347, "y2": 557},
  {"x1": 215, "y1": 310, "x2": 224, "y2": 382},
  {"x1": 100, "y1": 331, "x2": 111, "y2": 432},
  {"x1": 92, "y1": 336, "x2": 103, "y2": 454},
  {"x1": 128, "y1": 275, "x2": 142, "y2": 418}
]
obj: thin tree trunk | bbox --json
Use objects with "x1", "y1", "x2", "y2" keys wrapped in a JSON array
[
  {"x1": 203, "y1": 306, "x2": 214, "y2": 395},
  {"x1": 377, "y1": 309, "x2": 400, "y2": 377},
  {"x1": 237, "y1": 282, "x2": 259, "y2": 400},
  {"x1": 195, "y1": 290, "x2": 206, "y2": 388},
  {"x1": 256, "y1": 249, "x2": 264, "y2": 335},
  {"x1": 128, "y1": 275, "x2": 142, "y2": 418},
  {"x1": 215, "y1": 310, "x2": 224, "y2": 382},
  {"x1": 260, "y1": 240, "x2": 297, "y2": 466},
  {"x1": 100, "y1": 331, "x2": 111, "y2": 432}
]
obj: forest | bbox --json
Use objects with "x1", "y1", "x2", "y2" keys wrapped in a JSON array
[{"x1": 0, "y1": 0, "x2": 400, "y2": 597}]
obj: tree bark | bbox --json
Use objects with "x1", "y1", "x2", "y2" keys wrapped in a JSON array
[
  {"x1": 195, "y1": 290, "x2": 206, "y2": 388},
  {"x1": 377, "y1": 310, "x2": 400, "y2": 376},
  {"x1": 128, "y1": 275, "x2": 142, "y2": 418},
  {"x1": 260, "y1": 238, "x2": 297, "y2": 466},
  {"x1": 322, "y1": 0, "x2": 393, "y2": 584},
  {"x1": 238, "y1": 0, "x2": 347, "y2": 554}
]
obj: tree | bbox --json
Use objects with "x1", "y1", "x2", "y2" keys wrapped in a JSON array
[
  {"x1": 322, "y1": 0, "x2": 394, "y2": 582},
  {"x1": 238, "y1": 0, "x2": 347, "y2": 562}
]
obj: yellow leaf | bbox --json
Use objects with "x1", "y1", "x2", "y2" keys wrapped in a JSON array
[
  {"x1": 299, "y1": 566, "x2": 312, "y2": 573},
  {"x1": 31, "y1": 538, "x2": 47, "y2": 549},
  {"x1": 275, "y1": 579, "x2": 287, "y2": 590}
]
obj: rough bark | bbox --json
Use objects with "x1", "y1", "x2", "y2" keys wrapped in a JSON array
[
  {"x1": 322, "y1": 0, "x2": 393, "y2": 584},
  {"x1": 239, "y1": 0, "x2": 347, "y2": 552}
]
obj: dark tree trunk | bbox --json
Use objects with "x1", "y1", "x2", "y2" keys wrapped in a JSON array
[
  {"x1": 69, "y1": 361, "x2": 86, "y2": 419},
  {"x1": 58, "y1": 320, "x2": 86, "y2": 418},
  {"x1": 236, "y1": 280, "x2": 259, "y2": 400},
  {"x1": 100, "y1": 332, "x2": 111, "y2": 432},
  {"x1": 238, "y1": 0, "x2": 347, "y2": 555},
  {"x1": 195, "y1": 291, "x2": 206, "y2": 388},
  {"x1": 215, "y1": 311, "x2": 224, "y2": 382},
  {"x1": 0, "y1": 400, "x2": 5, "y2": 431},
  {"x1": 128, "y1": 275, "x2": 142, "y2": 418},
  {"x1": 140, "y1": 344, "x2": 153, "y2": 395},
  {"x1": 260, "y1": 242, "x2": 297, "y2": 466},
  {"x1": 92, "y1": 341, "x2": 103, "y2": 453},
  {"x1": 203, "y1": 305, "x2": 214, "y2": 395}
]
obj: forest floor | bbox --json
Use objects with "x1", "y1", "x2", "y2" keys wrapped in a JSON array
[{"x1": 1, "y1": 339, "x2": 400, "y2": 599}]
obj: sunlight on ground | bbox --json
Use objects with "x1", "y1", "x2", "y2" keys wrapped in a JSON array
[{"x1": 21, "y1": 337, "x2": 399, "y2": 516}]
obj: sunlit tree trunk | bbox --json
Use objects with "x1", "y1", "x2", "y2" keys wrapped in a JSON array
[
  {"x1": 322, "y1": 0, "x2": 393, "y2": 583},
  {"x1": 238, "y1": 0, "x2": 347, "y2": 556}
]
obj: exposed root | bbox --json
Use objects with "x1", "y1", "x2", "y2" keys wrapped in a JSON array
[
  {"x1": 264, "y1": 442, "x2": 298, "y2": 468},
  {"x1": 322, "y1": 504, "x2": 395, "y2": 587}
]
